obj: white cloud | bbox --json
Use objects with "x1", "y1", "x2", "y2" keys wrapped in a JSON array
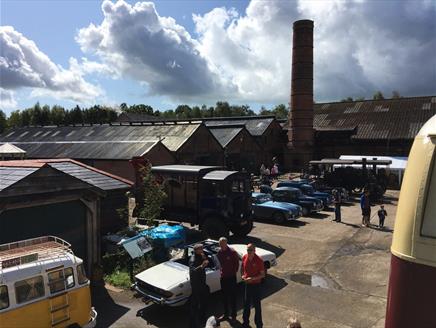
[
  {"x1": 76, "y1": 0, "x2": 236, "y2": 101},
  {"x1": 74, "y1": 0, "x2": 435, "y2": 104},
  {"x1": 0, "y1": 26, "x2": 103, "y2": 104},
  {"x1": 0, "y1": 88, "x2": 17, "y2": 110}
]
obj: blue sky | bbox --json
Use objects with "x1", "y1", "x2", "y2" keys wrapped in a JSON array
[{"x1": 1, "y1": 0, "x2": 435, "y2": 115}]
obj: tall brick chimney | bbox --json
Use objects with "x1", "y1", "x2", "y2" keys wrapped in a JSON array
[{"x1": 286, "y1": 19, "x2": 314, "y2": 169}]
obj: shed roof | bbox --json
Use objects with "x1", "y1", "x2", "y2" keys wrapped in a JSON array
[
  {"x1": 204, "y1": 116, "x2": 275, "y2": 136},
  {"x1": 313, "y1": 96, "x2": 436, "y2": 140},
  {"x1": 202, "y1": 170, "x2": 238, "y2": 180},
  {"x1": 151, "y1": 165, "x2": 221, "y2": 174},
  {"x1": 0, "y1": 141, "x2": 162, "y2": 160},
  {"x1": 0, "y1": 159, "x2": 132, "y2": 192},
  {"x1": 209, "y1": 127, "x2": 244, "y2": 147},
  {"x1": 0, "y1": 143, "x2": 26, "y2": 155},
  {"x1": 0, "y1": 123, "x2": 201, "y2": 155}
]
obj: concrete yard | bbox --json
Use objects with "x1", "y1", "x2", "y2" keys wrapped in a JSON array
[{"x1": 92, "y1": 191, "x2": 398, "y2": 328}]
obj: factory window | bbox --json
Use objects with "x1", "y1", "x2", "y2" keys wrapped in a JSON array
[{"x1": 422, "y1": 149, "x2": 436, "y2": 238}]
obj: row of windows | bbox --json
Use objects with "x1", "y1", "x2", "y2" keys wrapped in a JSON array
[{"x1": 0, "y1": 264, "x2": 88, "y2": 311}]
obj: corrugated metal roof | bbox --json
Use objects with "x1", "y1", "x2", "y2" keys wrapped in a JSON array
[
  {"x1": 49, "y1": 162, "x2": 130, "y2": 191},
  {"x1": 152, "y1": 165, "x2": 221, "y2": 174},
  {"x1": 202, "y1": 170, "x2": 238, "y2": 180},
  {"x1": 0, "y1": 159, "x2": 132, "y2": 192},
  {"x1": 1, "y1": 141, "x2": 159, "y2": 160},
  {"x1": 0, "y1": 167, "x2": 38, "y2": 191},
  {"x1": 0, "y1": 123, "x2": 201, "y2": 156},
  {"x1": 204, "y1": 117, "x2": 274, "y2": 136},
  {"x1": 313, "y1": 96, "x2": 436, "y2": 140},
  {"x1": 209, "y1": 127, "x2": 243, "y2": 147}
]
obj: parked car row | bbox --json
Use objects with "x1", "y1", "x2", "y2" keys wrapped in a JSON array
[{"x1": 250, "y1": 179, "x2": 349, "y2": 223}]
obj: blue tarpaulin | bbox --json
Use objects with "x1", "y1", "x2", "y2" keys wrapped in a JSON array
[{"x1": 139, "y1": 224, "x2": 186, "y2": 248}]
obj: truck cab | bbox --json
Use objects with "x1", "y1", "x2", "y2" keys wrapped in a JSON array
[{"x1": 152, "y1": 165, "x2": 253, "y2": 239}]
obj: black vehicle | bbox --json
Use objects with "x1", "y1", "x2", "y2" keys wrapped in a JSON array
[
  {"x1": 271, "y1": 187, "x2": 324, "y2": 216},
  {"x1": 276, "y1": 181, "x2": 333, "y2": 208},
  {"x1": 152, "y1": 165, "x2": 253, "y2": 239}
]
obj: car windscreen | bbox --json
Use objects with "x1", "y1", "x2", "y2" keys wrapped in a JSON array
[{"x1": 256, "y1": 194, "x2": 272, "y2": 203}]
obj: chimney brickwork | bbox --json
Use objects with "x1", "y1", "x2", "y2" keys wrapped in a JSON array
[{"x1": 285, "y1": 19, "x2": 314, "y2": 169}]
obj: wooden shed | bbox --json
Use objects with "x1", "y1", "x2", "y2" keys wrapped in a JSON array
[
  {"x1": 0, "y1": 159, "x2": 132, "y2": 274},
  {"x1": 209, "y1": 125, "x2": 262, "y2": 172}
]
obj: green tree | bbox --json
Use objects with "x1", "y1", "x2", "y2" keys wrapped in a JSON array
[
  {"x1": 51, "y1": 105, "x2": 66, "y2": 125},
  {"x1": 21, "y1": 109, "x2": 31, "y2": 126},
  {"x1": 175, "y1": 105, "x2": 192, "y2": 118},
  {"x1": 138, "y1": 164, "x2": 167, "y2": 226},
  {"x1": 7, "y1": 110, "x2": 22, "y2": 128},
  {"x1": 0, "y1": 110, "x2": 6, "y2": 133},
  {"x1": 373, "y1": 91, "x2": 385, "y2": 100},
  {"x1": 341, "y1": 97, "x2": 354, "y2": 102},
  {"x1": 69, "y1": 105, "x2": 83, "y2": 124},
  {"x1": 271, "y1": 104, "x2": 288, "y2": 119},
  {"x1": 215, "y1": 101, "x2": 231, "y2": 117},
  {"x1": 392, "y1": 91, "x2": 401, "y2": 98},
  {"x1": 191, "y1": 106, "x2": 201, "y2": 118},
  {"x1": 30, "y1": 102, "x2": 42, "y2": 125},
  {"x1": 355, "y1": 96, "x2": 365, "y2": 101},
  {"x1": 41, "y1": 104, "x2": 51, "y2": 125}
]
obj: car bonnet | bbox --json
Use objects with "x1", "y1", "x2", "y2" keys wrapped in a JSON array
[
  {"x1": 263, "y1": 200, "x2": 299, "y2": 212},
  {"x1": 135, "y1": 260, "x2": 190, "y2": 290}
]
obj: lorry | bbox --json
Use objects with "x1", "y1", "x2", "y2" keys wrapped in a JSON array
[{"x1": 151, "y1": 165, "x2": 253, "y2": 239}]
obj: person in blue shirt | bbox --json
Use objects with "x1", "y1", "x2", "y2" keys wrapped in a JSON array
[
  {"x1": 377, "y1": 205, "x2": 387, "y2": 228},
  {"x1": 360, "y1": 190, "x2": 371, "y2": 227}
]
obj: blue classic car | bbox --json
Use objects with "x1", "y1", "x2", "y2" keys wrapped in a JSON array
[
  {"x1": 271, "y1": 187, "x2": 324, "y2": 216},
  {"x1": 277, "y1": 181, "x2": 334, "y2": 208},
  {"x1": 251, "y1": 192, "x2": 302, "y2": 224}
]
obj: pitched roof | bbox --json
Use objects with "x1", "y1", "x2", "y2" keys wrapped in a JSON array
[
  {"x1": 313, "y1": 96, "x2": 436, "y2": 140},
  {"x1": 0, "y1": 159, "x2": 132, "y2": 192},
  {"x1": 209, "y1": 126, "x2": 244, "y2": 147},
  {"x1": 0, "y1": 123, "x2": 201, "y2": 155},
  {"x1": 203, "y1": 116, "x2": 275, "y2": 136},
  {"x1": 0, "y1": 143, "x2": 26, "y2": 155},
  {"x1": 0, "y1": 141, "x2": 162, "y2": 160}
]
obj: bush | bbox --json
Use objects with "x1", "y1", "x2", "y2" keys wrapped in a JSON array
[{"x1": 104, "y1": 270, "x2": 132, "y2": 289}]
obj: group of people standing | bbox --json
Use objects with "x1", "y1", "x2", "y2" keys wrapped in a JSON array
[
  {"x1": 332, "y1": 189, "x2": 387, "y2": 229},
  {"x1": 189, "y1": 238, "x2": 265, "y2": 328},
  {"x1": 360, "y1": 190, "x2": 388, "y2": 228}
]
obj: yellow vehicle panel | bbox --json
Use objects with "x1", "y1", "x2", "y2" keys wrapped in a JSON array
[{"x1": 0, "y1": 286, "x2": 92, "y2": 328}]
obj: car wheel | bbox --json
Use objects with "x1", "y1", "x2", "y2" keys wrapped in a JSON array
[
  {"x1": 201, "y1": 217, "x2": 229, "y2": 240},
  {"x1": 302, "y1": 207, "x2": 309, "y2": 216},
  {"x1": 273, "y1": 212, "x2": 285, "y2": 224},
  {"x1": 231, "y1": 220, "x2": 253, "y2": 237}
]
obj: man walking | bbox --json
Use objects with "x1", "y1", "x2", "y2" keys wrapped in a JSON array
[
  {"x1": 189, "y1": 244, "x2": 209, "y2": 328},
  {"x1": 241, "y1": 243, "x2": 265, "y2": 328},
  {"x1": 217, "y1": 237, "x2": 239, "y2": 322},
  {"x1": 360, "y1": 190, "x2": 371, "y2": 227},
  {"x1": 332, "y1": 189, "x2": 342, "y2": 223},
  {"x1": 378, "y1": 205, "x2": 387, "y2": 228}
]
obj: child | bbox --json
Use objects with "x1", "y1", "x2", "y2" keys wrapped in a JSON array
[{"x1": 377, "y1": 205, "x2": 387, "y2": 228}]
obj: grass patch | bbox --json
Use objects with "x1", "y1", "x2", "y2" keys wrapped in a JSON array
[{"x1": 104, "y1": 269, "x2": 132, "y2": 289}]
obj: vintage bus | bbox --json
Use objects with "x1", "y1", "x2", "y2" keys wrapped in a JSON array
[
  {"x1": 385, "y1": 114, "x2": 436, "y2": 327},
  {"x1": 0, "y1": 236, "x2": 97, "y2": 327}
]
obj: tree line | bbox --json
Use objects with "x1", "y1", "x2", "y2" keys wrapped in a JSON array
[
  {"x1": 340, "y1": 90, "x2": 402, "y2": 102},
  {"x1": 0, "y1": 102, "x2": 290, "y2": 133}
]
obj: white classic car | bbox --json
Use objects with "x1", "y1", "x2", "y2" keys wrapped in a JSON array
[{"x1": 134, "y1": 239, "x2": 277, "y2": 306}]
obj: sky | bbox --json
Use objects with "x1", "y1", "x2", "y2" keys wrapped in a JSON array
[{"x1": 0, "y1": 0, "x2": 435, "y2": 115}]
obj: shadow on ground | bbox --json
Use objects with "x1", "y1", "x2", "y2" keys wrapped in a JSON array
[
  {"x1": 137, "y1": 275, "x2": 288, "y2": 328},
  {"x1": 92, "y1": 285, "x2": 130, "y2": 328}
]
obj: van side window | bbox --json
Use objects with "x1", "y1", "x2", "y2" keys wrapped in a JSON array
[
  {"x1": 77, "y1": 264, "x2": 89, "y2": 285},
  {"x1": 48, "y1": 269, "x2": 66, "y2": 294},
  {"x1": 0, "y1": 285, "x2": 9, "y2": 310},
  {"x1": 15, "y1": 276, "x2": 45, "y2": 304},
  {"x1": 65, "y1": 267, "x2": 75, "y2": 289}
]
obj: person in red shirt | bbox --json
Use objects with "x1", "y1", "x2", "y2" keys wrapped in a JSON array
[
  {"x1": 217, "y1": 237, "x2": 239, "y2": 322},
  {"x1": 241, "y1": 243, "x2": 265, "y2": 328}
]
